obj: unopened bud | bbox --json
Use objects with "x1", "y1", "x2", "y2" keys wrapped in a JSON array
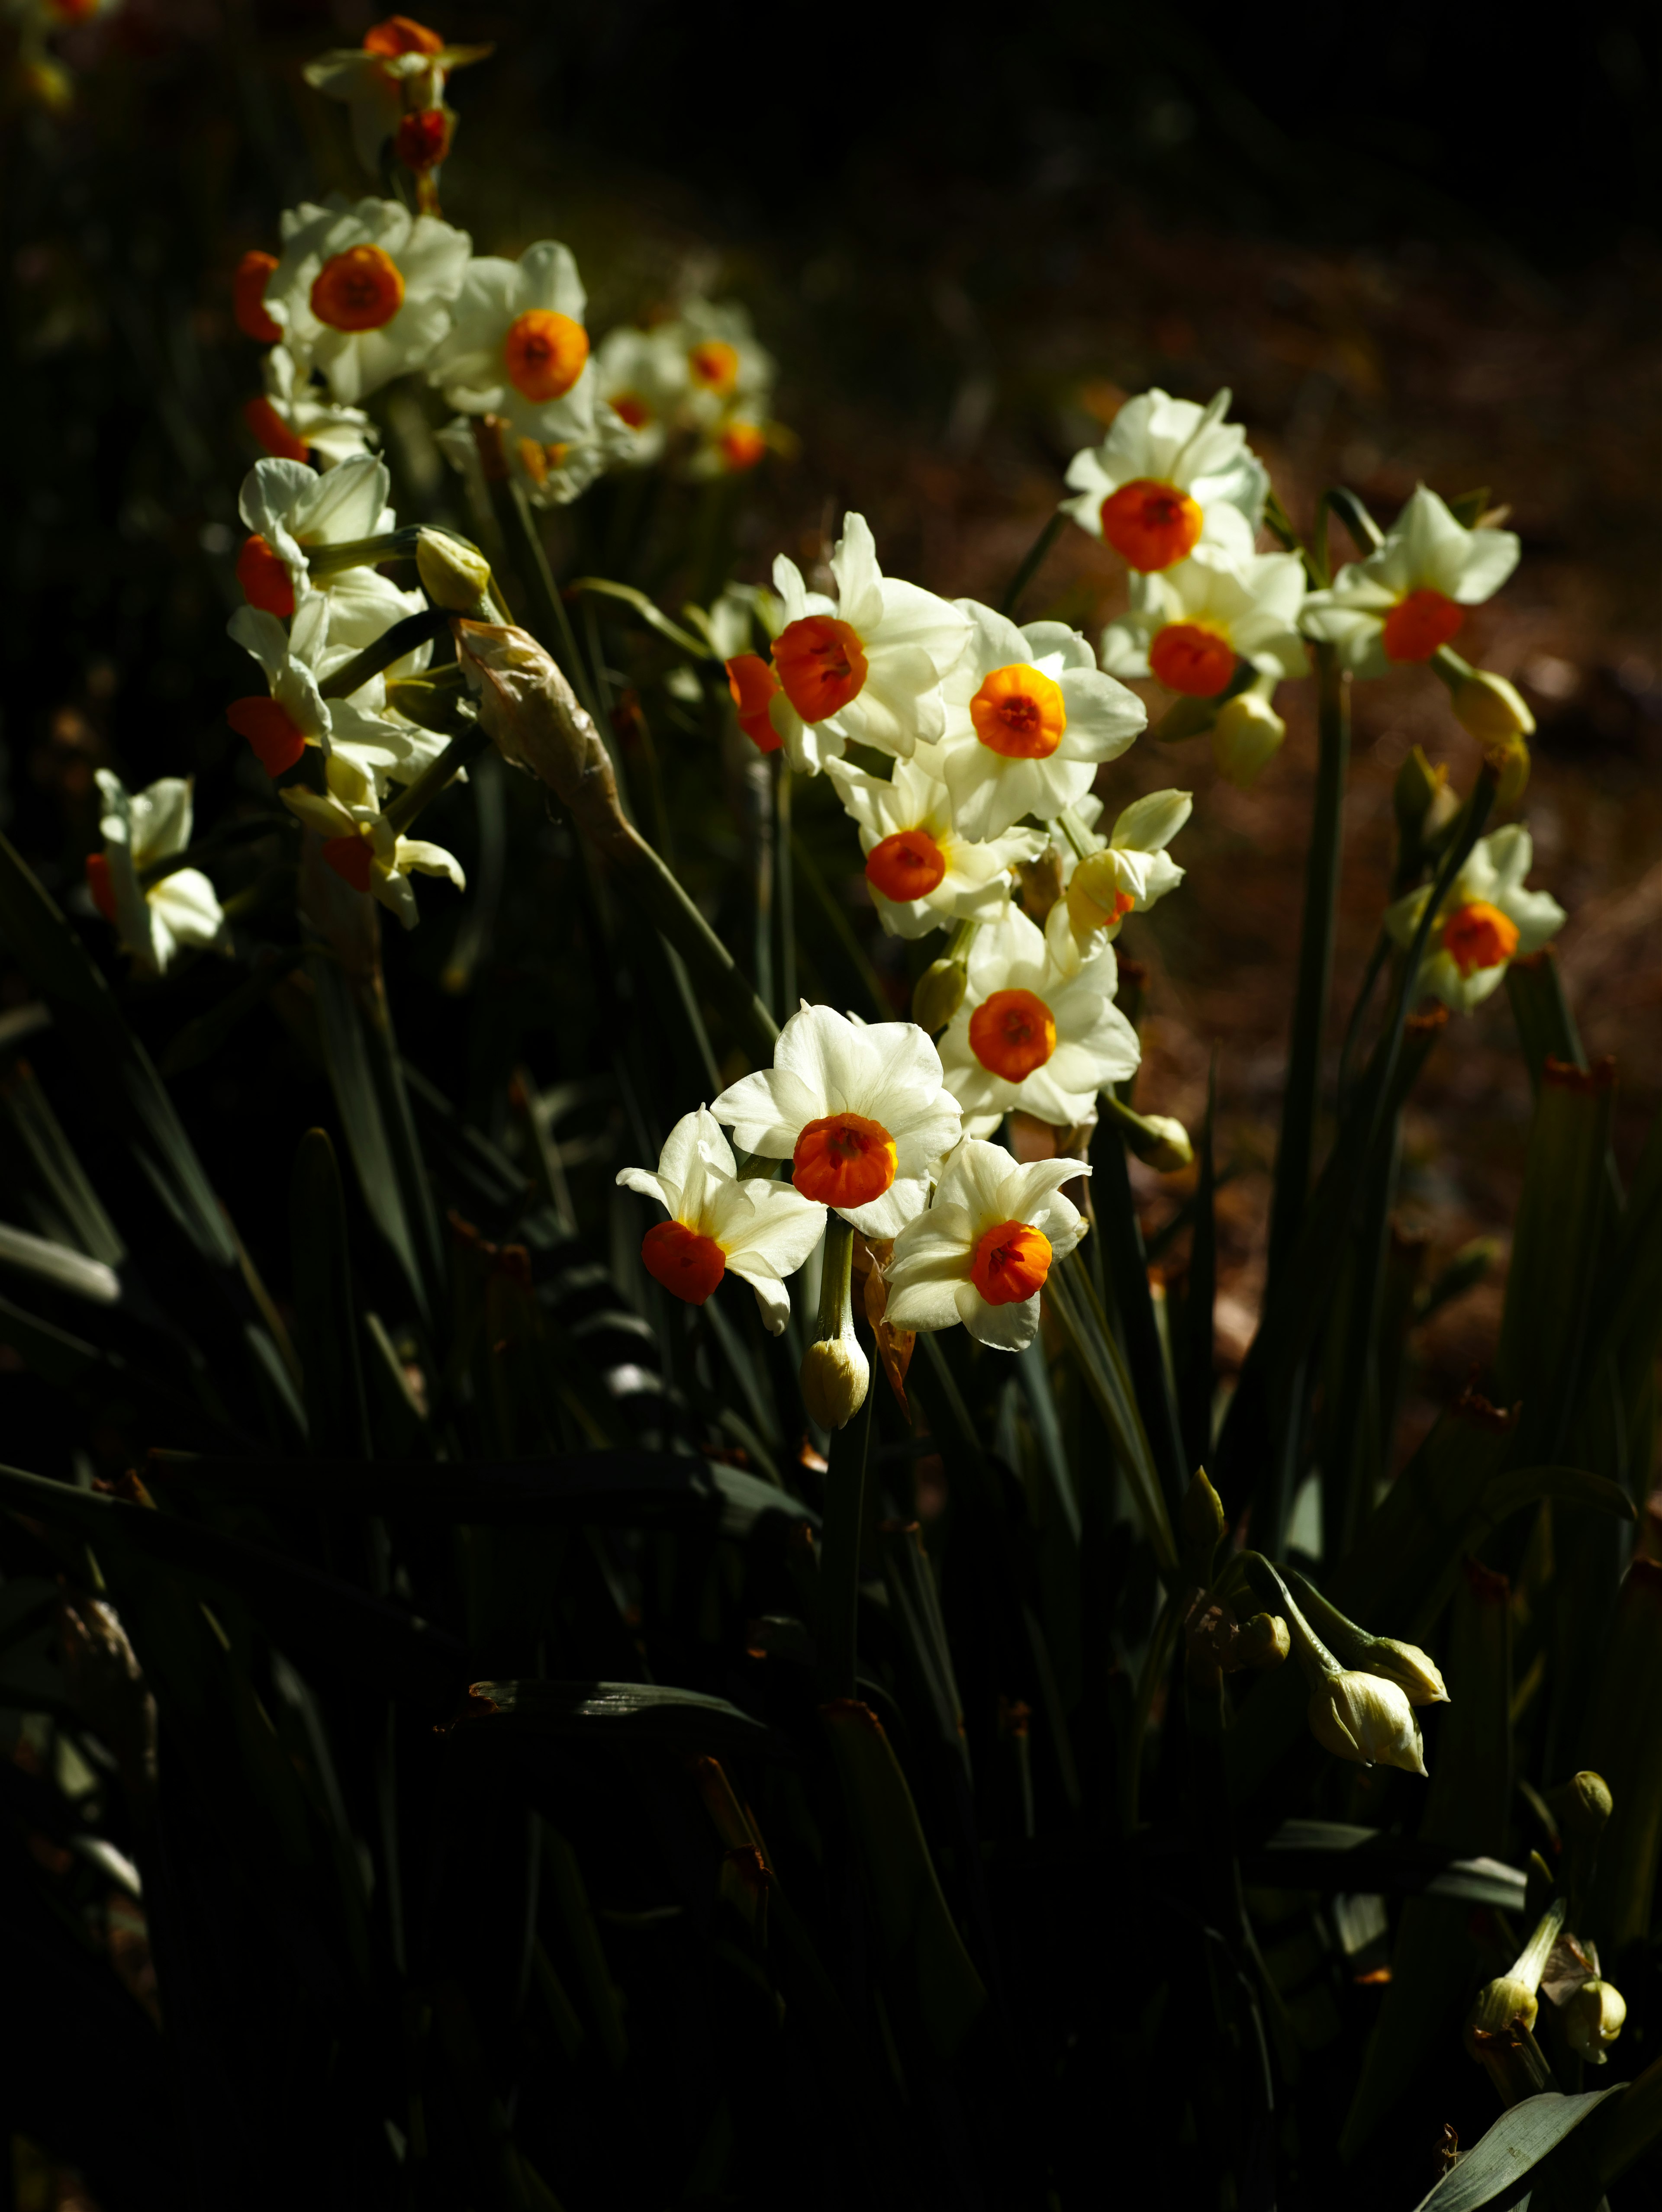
[
  {"x1": 1454, "y1": 669, "x2": 1535, "y2": 747},
  {"x1": 912, "y1": 957, "x2": 966, "y2": 1034},
  {"x1": 417, "y1": 529, "x2": 495, "y2": 614},
  {"x1": 800, "y1": 1332, "x2": 869, "y2": 1431},
  {"x1": 1237, "y1": 1612, "x2": 1290, "y2": 1669},
  {"x1": 1308, "y1": 1669, "x2": 1427, "y2": 1775},
  {"x1": 1067, "y1": 848, "x2": 1137, "y2": 935},
  {"x1": 1554, "y1": 1771, "x2": 1614, "y2": 1845},
  {"x1": 1485, "y1": 731, "x2": 1531, "y2": 810},
  {"x1": 1563, "y1": 1978, "x2": 1626, "y2": 2064},
  {"x1": 1356, "y1": 1636, "x2": 1449, "y2": 1707},
  {"x1": 1465, "y1": 1975, "x2": 1541, "y2": 2057},
  {"x1": 1118, "y1": 1109, "x2": 1192, "y2": 1174},
  {"x1": 1209, "y1": 685, "x2": 1285, "y2": 789},
  {"x1": 1181, "y1": 1467, "x2": 1227, "y2": 1566}
]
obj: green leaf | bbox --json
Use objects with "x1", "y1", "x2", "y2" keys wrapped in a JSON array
[
  {"x1": 1088, "y1": 1116, "x2": 1187, "y2": 1517},
  {"x1": 566, "y1": 576, "x2": 715, "y2": 661},
  {"x1": 1241, "y1": 1820, "x2": 1526, "y2": 1910},
  {"x1": 1583, "y1": 1560, "x2": 1662, "y2": 1957},
  {"x1": 1477, "y1": 1465, "x2": 1634, "y2": 1527},
  {"x1": 0, "y1": 1221, "x2": 119, "y2": 1305},
  {"x1": 1408, "y1": 2089, "x2": 1626, "y2": 2212},
  {"x1": 456, "y1": 1679, "x2": 782, "y2": 1758},
  {"x1": 289, "y1": 1129, "x2": 369, "y2": 1460},
  {"x1": 0, "y1": 1054, "x2": 124, "y2": 1264},
  {"x1": 159, "y1": 945, "x2": 308, "y2": 1077},
  {"x1": 1044, "y1": 1250, "x2": 1178, "y2": 1578}
]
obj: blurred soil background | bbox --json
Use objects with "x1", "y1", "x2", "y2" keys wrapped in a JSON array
[{"x1": 1, "y1": 13, "x2": 1659, "y2": 1453}]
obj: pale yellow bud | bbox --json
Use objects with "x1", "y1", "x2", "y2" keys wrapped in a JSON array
[
  {"x1": 417, "y1": 529, "x2": 496, "y2": 614},
  {"x1": 1464, "y1": 1975, "x2": 1540, "y2": 2057},
  {"x1": 911, "y1": 958, "x2": 966, "y2": 1035},
  {"x1": 1120, "y1": 1111, "x2": 1192, "y2": 1174},
  {"x1": 1563, "y1": 1978, "x2": 1626, "y2": 2064},
  {"x1": 1237, "y1": 1613, "x2": 1291, "y2": 1669},
  {"x1": 800, "y1": 1332, "x2": 870, "y2": 1431},
  {"x1": 1180, "y1": 1468, "x2": 1227, "y2": 1558},
  {"x1": 1308, "y1": 1669, "x2": 1427, "y2": 1775},
  {"x1": 1066, "y1": 849, "x2": 1137, "y2": 935},
  {"x1": 1209, "y1": 688, "x2": 1286, "y2": 789},
  {"x1": 1453, "y1": 669, "x2": 1535, "y2": 746},
  {"x1": 1555, "y1": 1771, "x2": 1614, "y2": 1844},
  {"x1": 1358, "y1": 1636, "x2": 1449, "y2": 1707}
]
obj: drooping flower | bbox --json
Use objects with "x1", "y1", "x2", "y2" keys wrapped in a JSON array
[
  {"x1": 938, "y1": 907, "x2": 1140, "y2": 1132},
  {"x1": 262, "y1": 196, "x2": 471, "y2": 405},
  {"x1": 1062, "y1": 387, "x2": 1267, "y2": 573},
  {"x1": 244, "y1": 344, "x2": 379, "y2": 469},
  {"x1": 1384, "y1": 826, "x2": 1564, "y2": 1013},
  {"x1": 86, "y1": 771, "x2": 224, "y2": 976},
  {"x1": 930, "y1": 602, "x2": 1145, "y2": 842},
  {"x1": 765, "y1": 515, "x2": 970, "y2": 775},
  {"x1": 1101, "y1": 547, "x2": 1308, "y2": 694},
  {"x1": 280, "y1": 753, "x2": 464, "y2": 929},
  {"x1": 236, "y1": 454, "x2": 423, "y2": 650},
  {"x1": 1300, "y1": 486, "x2": 1521, "y2": 679},
  {"x1": 711, "y1": 1001, "x2": 962, "y2": 1239},
  {"x1": 428, "y1": 241, "x2": 596, "y2": 444},
  {"x1": 825, "y1": 755, "x2": 1045, "y2": 939},
  {"x1": 302, "y1": 17, "x2": 492, "y2": 176},
  {"x1": 885, "y1": 1138, "x2": 1089, "y2": 1352},
  {"x1": 1047, "y1": 790, "x2": 1192, "y2": 973},
  {"x1": 615, "y1": 1107, "x2": 825, "y2": 1334}
]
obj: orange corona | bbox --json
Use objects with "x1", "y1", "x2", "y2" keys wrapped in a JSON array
[
  {"x1": 641, "y1": 1220, "x2": 727, "y2": 1304},
  {"x1": 226, "y1": 698, "x2": 307, "y2": 776},
  {"x1": 719, "y1": 422, "x2": 767, "y2": 472},
  {"x1": 363, "y1": 16, "x2": 443, "y2": 58},
  {"x1": 866, "y1": 828, "x2": 947, "y2": 903},
  {"x1": 1381, "y1": 589, "x2": 1465, "y2": 664},
  {"x1": 232, "y1": 251, "x2": 282, "y2": 345},
  {"x1": 311, "y1": 244, "x2": 405, "y2": 333},
  {"x1": 969, "y1": 990, "x2": 1056, "y2": 1082},
  {"x1": 970, "y1": 1220, "x2": 1053, "y2": 1305},
  {"x1": 772, "y1": 616, "x2": 868, "y2": 723},
  {"x1": 609, "y1": 393, "x2": 650, "y2": 430},
  {"x1": 1098, "y1": 479, "x2": 1204, "y2": 572},
  {"x1": 503, "y1": 309, "x2": 589, "y2": 403},
  {"x1": 792, "y1": 1114, "x2": 897, "y2": 1210},
  {"x1": 244, "y1": 396, "x2": 308, "y2": 463},
  {"x1": 1148, "y1": 621, "x2": 1236, "y2": 698},
  {"x1": 726, "y1": 655, "x2": 783, "y2": 753},
  {"x1": 689, "y1": 340, "x2": 739, "y2": 394},
  {"x1": 970, "y1": 663, "x2": 1066, "y2": 759},
  {"x1": 323, "y1": 835, "x2": 375, "y2": 893},
  {"x1": 1441, "y1": 900, "x2": 1519, "y2": 977},
  {"x1": 236, "y1": 534, "x2": 294, "y2": 620},
  {"x1": 85, "y1": 853, "x2": 117, "y2": 922}
]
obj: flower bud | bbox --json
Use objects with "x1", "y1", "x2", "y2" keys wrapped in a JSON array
[
  {"x1": 1553, "y1": 1770, "x2": 1614, "y2": 1845},
  {"x1": 1307, "y1": 1669, "x2": 1427, "y2": 1775},
  {"x1": 1180, "y1": 1467, "x2": 1227, "y2": 1577},
  {"x1": 800, "y1": 1332, "x2": 870, "y2": 1431},
  {"x1": 1355, "y1": 1636, "x2": 1449, "y2": 1707},
  {"x1": 1464, "y1": 1975, "x2": 1540, "y2": 2057},
  {"x1": 1066, "y1": 849, "x2": 1136, "y2": 934},
  {"x1": 1209, "y1": 685, "x2": 1285, "y2": 790},
  {"x1": 1485, "y1": 731, "x2": 1531, "y2": 810},
  {"x1": 1118, "y1": 1109, "x2": 1192, "y2": 1175},
  {"x1": 1562, "y1": 1978, "x2": 1626, "y2": 2064},
  {"x1": 1237, "y1": 1612, "x2": 1290, "y2": 1669},
  {"x1": 1453, "y1": 669, "x2": 1535, "y2": 747},
  {"x1": 417, "y1": 529, "x2": 495, "y2": 614},
  {"x1": 911, "y1": 957, "x2": 966, "y2": 1035}
]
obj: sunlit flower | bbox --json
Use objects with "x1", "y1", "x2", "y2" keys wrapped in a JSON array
[
  {"x1": 1384, "y1": 826, "x2": 1564, "y2": 1013},
  {"x1": 428, "y1": 241, "x2": 597, "y2": 443},
  {"x1": 616, "y1": 1107, "x2": 825, "y2": 1334},
  {"x1": 1101, "y1": 547, "x2": 1308, "y2": 694},
  {"x1": 1563, "y1": 1980, "x2": 1627, "y2": 2065},
  {"x1": 766, "y1": 515, "x2": 970, "y2": 775},
  {"x1": 302, "y1": 16, "x2": 491, "y2": 175},
  {"x1": 1300, "y1": 486, "x2": 1521, "y2": 678},
  {"x1": 884, "y1": 1138, "x2": 1089, "y2": 1352},
  {"x1": 930, "y1": 602, "x2": 1145, "y2": 841},
  {"x1": 236, "y1": 453, "x2": 423, "y2": 650},
  {"x1": 86, "y1": 771, "x2": 223, "y2": 976},
  {"x1": 1047, "y1": 789, "x2": 1192, "y2": 973},
  {"x1": 711, "y1": 1001, "x2": 962, "y2": 1239},
  {"x1": 672, "y1": 299, "x2": 775, "y2": 430},
  {"x1": 263, "y1": 196, "x2": 470, "y2": 405},
  {"x1": 593, "y1": 325, "x2": 683, "y2": 463},
  {"x1": 1063, "y1": 387, "x2": 1267, "y2": 572},
  {"x1": 939, "y1": 907, "x2": 1139, "y2": 1132},
  {"x1": 825, "y1": 755, "x2": 1044, "y2": 939},
  {"x1": 244, "y1": 344, "x2": 378, "y2": 469},
  {"x1": 227, "y1": 598, "x2": 445, "y2": 789},
  {"x1": 281, "y1": 752, "x2": 463, "y2": 928}
]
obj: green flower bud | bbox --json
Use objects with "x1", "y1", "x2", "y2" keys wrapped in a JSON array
[
  {"x1": 1553, "y1": 1770, "x2": 1614, "y2": 1845},
  {"x1": 417, "y1": 528, "x2": 495, "y2": 614},
  {"x1": 911, "y1": 957, "x2": 966, "y2": 1035},
  {"x1": 1464, "y1": 1974, "x2": 1541, "y2": 2055},
  {"x1": 1563, "y1": 1978, "x2": 1626, "y2": 2064},
  {"x1": 1181, "y1": 1467, "x2": 1227, "y2": 1586},
  {"x1": 1209, "y1": 683, "x2": 1285, "y2": 790}
]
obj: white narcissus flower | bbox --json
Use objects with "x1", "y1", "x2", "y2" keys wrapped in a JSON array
[
  {"x1": 281, "y1": 754, "x2": 464, "y2": 929},
  {"x1": 825, "y1": 756, "x2": 1044, "y2": 939},
  {"x1": 263, "y1": 197, "x2": 471, "y2": 405},
  {"x1": 236, "y1": 454, "x2": 423, "y2": 651},
  {"x1": 670, "y1": 299, "x2": 776, "y2": 431},
  {"x1": 245, "y1": 344, "x2": 378, "y2": 469},
  {"x1": 1300, "y1": 486, "x2": 1521, "y2": 678},
  {"x1": 227, "y1": 599, "x2": 448, "y2": 791},
  {"x1": 1062, "y1": 387, "x2": 1267, "y2": 573},
  {"x1": 615, "y1": 1107, "x2": 826, "y2": 1334},
  {"x1": 593, "y1": 325, "x2": 684, "y2": 463},
  {"x1": 302, "y1": 17, "x2": 491, "y2": 176},
  {"x1": 1047, "y1": 790, "x2": 1192, "y2": 974},
  {"x1": 87, "y1": 771, "x2": 223, "y2": 977},
  {"x1": 931, "y1": 602, "x2": 1146, "y2": 842},
  {"x1": 1101, "y1": 547, "x2": 1308, "y2": 694},
  {"x1": 1384, "y1": 826, "x2": 1565, "y2": 1013},
  {"x1": 428, "y1": 242, "x2": 597, "y2": 444},
  {"x1": 885, "y1": 1138, "x2": 1089, "y2": 1352},
  {"x1": 766, "y1": 515, "x2": 970, "y2": 775},
  {"x1": 939, "y1": 907, "x2": 1140, "y2": 1132},
  {"x1": 1308, "y1": 1669, "x2": 1427, "y2": 1776},
  {"x1": 711, "y1": 1002, "x2": 962, "y2": 1240}
]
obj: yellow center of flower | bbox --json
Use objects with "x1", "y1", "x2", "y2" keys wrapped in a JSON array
[
  {"x1": 792, "y1": 1114, "x2": 897, "y2": 1209},
  {"x1": 970, "y1": 1220, "x2": 1053, "y2": 1305},
  {"x1": 689, "y1": 339, "x2": 739, "y2": 393},
  {"x1": 969, "y1": 989, "x2": 1056, "y2": 1081},
  {"x1": 1098, "y1": 478, "x2": 1204, "y2": 572},
  {"x1": 1148, "y1": 620, "x2": 1236, "y2": 697},
  {"x1": 865, "y1": 828, "x2": 947, "y2": 903},
  {"x1": 504, "y1": 309, "x2": 589, "y2": 402},
  {"x1": 1381, "y1": 588, "x2": 1466, "y2": 663},
  {"x1": 311, "y1": 244, "x2": 405, "y2": 332},
  {"x1": 970, "y1": 664, "x2": 1066, "y2": 759},
  {"x1": 1441, "y1": 899, "x2": 1519, "y2": 977},
  {"x1": 772, "y1": 616, "x2": 869, "y2": 723},
  {"x1": 641, "y1": 1219, "x2": 726, "y2": 1304}
]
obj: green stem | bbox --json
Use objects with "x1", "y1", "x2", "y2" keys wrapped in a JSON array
[
  {"x1": 303, "y1": 526, "x2": 424, "y2": 579},
  {"x1": 382, "y1": 723, "x2": 491, "y2": 837},
  {"x1": 792, "y1": 832, "x2": 885, "y2": 1022},
  {"x1": 776, "y1": 760, "x2": 796, "y2": 1018},
  {"x1": 1265, "y1": 639, "x2": 1349, "y2": 1295},
  {"x1": 486, "y1": 475, "x2": 608, "y2": 733},
  {"x1": 1325, "y1": 486, "x2": 1385, "y2": 557},
  {"x1": 319, "y1": 608, "x2": 453, "y2": 700},
  {"x1": 998, "y1": 510, "x2": 1066, "y2": 619},
  {"x1": 815, "y1": 1271, "x2": 872, "y2": 1702}
]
